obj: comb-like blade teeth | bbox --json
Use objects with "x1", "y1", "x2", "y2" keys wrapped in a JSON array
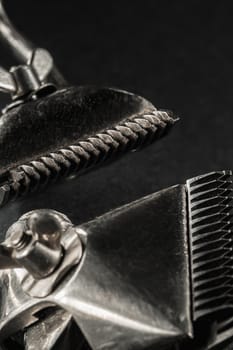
[
  {"x1": 191, "y1": 196, "x2": 233, "y2": 212},
  {"x1": 192, "y1": 228, "x2": 231, "y2": 245},
  {"x1": 192, "y1": 204, "x2": 232, "y2": 220},
  {"x1": 186, "y1": 170, "x2": 233, "y2": 325}
]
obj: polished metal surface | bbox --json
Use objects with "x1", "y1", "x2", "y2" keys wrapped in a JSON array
[
  {"x1": 24, "y1": 308, "x2": 72, "y2": 350},
  {"x1": 186, "y1": 170, "x2": 233, "y2": 349},
  {"x1": 0, "y1": 185, "x2": 191, "y2": 349},
  {"x1": 0, "y1": 67, "x2": 15, "y2": 94},
  {"x1": 4, "y1": 210, "x2": 67, "y2": 279},
  {"x1": 0, "y1": 0, "x2": 33, "y2": 62},
  {"x1": 0, "y1": 48, "x2": 56, "y2": 113},
  {"x1": 0, "y1": 0, "x2": 65, "y2": 107},
  {"x1": 0, "y1": 48, "x2": 55, "y2": 99},
  {"x1": 1, "y1": 209, "x2": 83, "y2": 298},
  {"x1": 0, "y1": 172, "x2": 232, "y2": 349},
  {"x1": 1, "y1": 1, "x2": 231, "y2": 349}
]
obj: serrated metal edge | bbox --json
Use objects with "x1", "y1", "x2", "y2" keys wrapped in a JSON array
[{"x1": 187, "y1": 170, "x2": 233, "y2": 323}]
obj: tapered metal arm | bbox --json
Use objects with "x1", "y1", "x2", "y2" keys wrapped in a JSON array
[
  {"x1": 0, "y1": 0, "x2": 66, "y2": 88},
  {"x1": 0, "y1": 0, "x2": 33, "y2": 62}
]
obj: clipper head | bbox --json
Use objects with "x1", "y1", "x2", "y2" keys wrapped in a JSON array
[
  {"x1": 187, "y1": 171, "x2": 233, "y2": 349},
  {"x1": 0, "y1": 171, "x2": 233, "y2": 350}
]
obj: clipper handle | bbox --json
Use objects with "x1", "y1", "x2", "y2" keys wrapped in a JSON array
[
  {"x1": 0, "y1": 0, "x2": 66, "y2": 87},
  {"x1": 0, "y1": 0, "x2": 33, "y2": 63}
]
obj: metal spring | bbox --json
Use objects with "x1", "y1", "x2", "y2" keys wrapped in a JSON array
[{"x1": 0, "y1": 110, "x2": 176, "y2": 206}]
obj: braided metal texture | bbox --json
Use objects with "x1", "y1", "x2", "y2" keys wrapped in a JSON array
[{"x1": 0, "y1": 110, "x2": 175, "y2": 207}]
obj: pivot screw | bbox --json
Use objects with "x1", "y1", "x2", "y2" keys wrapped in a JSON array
[{"x1": 5, "y1": 210, "x2": 72, "y2": 280}]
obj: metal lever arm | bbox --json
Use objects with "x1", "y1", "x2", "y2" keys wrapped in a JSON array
[
  {"x1": 0, "y1": 0, "x2": 34, "y2": 63},
  {"x1": 0, "y1": 0, "x2": 66, "y2": 90}
]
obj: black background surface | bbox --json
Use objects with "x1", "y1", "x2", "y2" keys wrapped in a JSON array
[
  {"x1": 1, "y1": 2, "x2": 233, "y2": 349},
  {"x1": 2, "y1": 0, "x2": 233, "y2": 219}
]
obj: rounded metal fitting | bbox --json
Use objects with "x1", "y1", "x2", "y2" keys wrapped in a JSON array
[{"x1": 4, "y1": 209, "x2": 84, "y2": 297}]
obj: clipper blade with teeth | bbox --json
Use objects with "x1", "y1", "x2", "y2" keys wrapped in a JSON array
[
  {"x1": 0, "y1": 171, "x2": 233, "y2": 350},
  {"x1": 187, "y1": 171, "x2": 233, "y2": 349}
]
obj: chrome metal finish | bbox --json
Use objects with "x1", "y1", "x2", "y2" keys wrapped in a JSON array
[
  {"x1": 0, "y1": 1, "x2": 189, "y2": 350},
  {"x1": 2, "y1": 210, "x2": 83, "y2": 298},
  {"x1": 0, "y1": 67, "x2": 15, "y2": 94},
  {"x1": 0, "y1": 186, "x2": 191, "y2": 349},
  {"x1": 30, "y1": 48, "x2": 54, "y2": 82},
  {"x1": 0, "y1": 0, "x2": 33, "y2": 62},
  {"x1": 20, "y1": 224, "x2": 84, "y2": 298},
  {"x1": 0, "y1": 0, "x2": 65, "y2": 109},
  {"x1": 0, "y1": 48, "x2": 55, "y2": 103},
  {"x1": 186, "y1": 170, "x2": 233, "y2": 349},
  {"x1": 24, "y1": 308, "x2": 73, "y2": 350},
  {"x1": 0, "y1": 171, "x2": 233, "y2": 350},
  {"x1": 0, "y1": 173, "x2": 232, "y2": 349},
  {"x1": 4, "y1": 210, "x2": 66, "y2": 279}
]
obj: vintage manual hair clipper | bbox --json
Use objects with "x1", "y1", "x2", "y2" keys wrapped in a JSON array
[{"x1": 0, "y1": 2, "x2": 232, "y2": 350}]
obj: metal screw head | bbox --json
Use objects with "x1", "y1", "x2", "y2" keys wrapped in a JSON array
[
  {"x1": 1, "y1": 209, "x2": 83, "y2": 296},
  {"x1": 4, "y1": 210, "x2": 72, "y2": 279},
  {"x1": 27, "y1": 211, "x2": 63, "y2": 249}
]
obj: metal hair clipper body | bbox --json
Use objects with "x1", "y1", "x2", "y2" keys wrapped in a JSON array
[{"x1": 0, "y1": 2, "x2": 232, "y2": 350}]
